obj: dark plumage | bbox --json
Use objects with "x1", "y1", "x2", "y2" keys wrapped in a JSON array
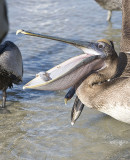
[
  {"x1": 0, "y1": 0, "x2": 9, "y2": 43},
  {"x1": 0, "y1": 41, "x2": 23, "y2": 108}
]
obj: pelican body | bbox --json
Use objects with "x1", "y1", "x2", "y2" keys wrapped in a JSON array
[
  {"x1": 76, "y1": 69, "x2": 130, "y2": 124},
  {"x1": 0, "y1": 41, "x2": 23, "y2": 108}
]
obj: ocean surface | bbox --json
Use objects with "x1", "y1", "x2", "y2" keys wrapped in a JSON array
[{"x1": 0, "y1": 0, "x2": 129, "y2": 159}]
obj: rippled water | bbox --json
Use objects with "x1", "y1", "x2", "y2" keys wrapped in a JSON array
[{"x1": 0, "y1": 0, "x2": 129, "y2": 159}]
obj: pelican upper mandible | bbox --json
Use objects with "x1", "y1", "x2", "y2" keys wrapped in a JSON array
[{"x1": 16, "y1": 1, "x2": 129, "y2": 125}]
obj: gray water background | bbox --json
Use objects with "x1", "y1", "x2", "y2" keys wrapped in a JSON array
[{"x1": 0, "y1": 0, "x2": 130, "y2": 159}]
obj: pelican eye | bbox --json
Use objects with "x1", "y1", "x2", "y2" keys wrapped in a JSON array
[{"x1": 98, "y1": 42, "x2": 105, "y2": 49}]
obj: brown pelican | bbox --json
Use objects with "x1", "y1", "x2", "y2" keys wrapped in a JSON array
[
  {"x1": 95, "y1": 0, "x2": 122, "y2": 21},
  {"x1": 16, "y1": 0, "x2": 129, "y2": 124},
  {"x1": 0, "y1": 0, "x2": 9, "y2": 43},
  {"x1": 0, "y1": 41, "x2": 23, "y2": 109}
]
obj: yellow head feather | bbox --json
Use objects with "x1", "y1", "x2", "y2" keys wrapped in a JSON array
[{"x1": 97, "y1": 39, "x2": 111, "y2": 46}]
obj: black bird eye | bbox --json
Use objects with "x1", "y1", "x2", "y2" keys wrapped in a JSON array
[{"x1": 98, "y1": 43, "x2": 105, "y2": 49}]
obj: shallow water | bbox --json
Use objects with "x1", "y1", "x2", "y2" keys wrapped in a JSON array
[{"x1": 0, "y1": 0, "x2": 130, "y2": 159}]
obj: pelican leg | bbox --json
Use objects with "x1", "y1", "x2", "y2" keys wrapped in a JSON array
[
  {"x1": 2, "y1": 89, "x2": 7, "y2": 108},
  {"x1": 107, "y1": 10, "x2": 112, "y2": 21}
]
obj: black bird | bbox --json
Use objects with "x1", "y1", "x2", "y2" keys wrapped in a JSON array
[
  {"x1": 95, "y1": 0, "x2": 122, "y2": 21},
  {"x1": 0, "y1": 41, "x2": 23, "y2": 108}
]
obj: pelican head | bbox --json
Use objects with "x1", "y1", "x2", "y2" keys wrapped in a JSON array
[{"x1": 16, "y1": 30, "x2": 117, "y2": 91}]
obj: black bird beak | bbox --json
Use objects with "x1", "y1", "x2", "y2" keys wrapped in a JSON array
[{"x1": 16, "y1": 30, "x2": 107, "y2": 90}]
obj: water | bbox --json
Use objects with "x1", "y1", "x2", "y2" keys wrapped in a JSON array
[{"x1": 0, "y1": 0, "x2": 129, "y2": 159}]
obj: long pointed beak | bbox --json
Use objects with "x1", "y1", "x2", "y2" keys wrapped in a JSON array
[
  {"x1": 16, "y1": 29, "x2": 84, "y2": 46},
  {"x1": 17, "y1": 29, "x2": 107, "y2": 90},
  {"x1": 16, "y1": 29, "x2": 103, "y2": 56},
  {"x1": 16, "y1": 29, "x2": 90, "y2": 48}
]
